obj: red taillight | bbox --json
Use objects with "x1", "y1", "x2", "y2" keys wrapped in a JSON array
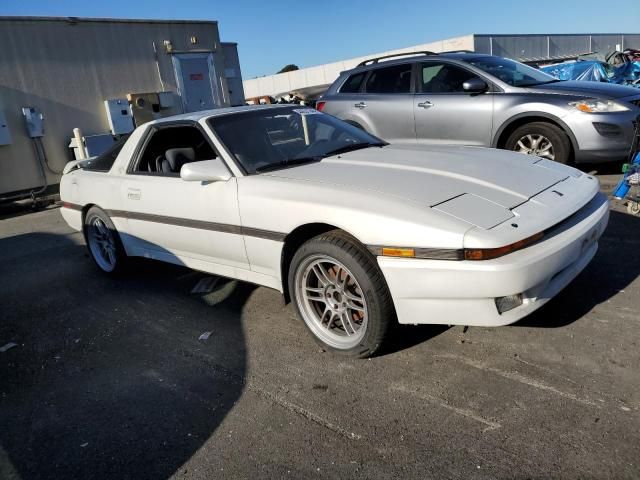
[{"x1": 316, "y1": 101, "x2": 326, "y2": 112}]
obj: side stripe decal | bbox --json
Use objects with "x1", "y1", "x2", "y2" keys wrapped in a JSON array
[{"x1": 61, "y1": 202, "x2": 286, "y2": 242}]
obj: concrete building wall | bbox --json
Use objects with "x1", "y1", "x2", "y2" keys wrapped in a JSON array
[
  {"x1": 221, "y1": 43, "x2": 245, "y2": 106},
  {"x1": 243, "y1": 35, "x2": 475, "y2": 98},
  {"x1": 0, "y1": 17, "x2": 232, "y2": 197}
]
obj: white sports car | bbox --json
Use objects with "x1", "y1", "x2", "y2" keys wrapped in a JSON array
[{"x1": 60, "y1": 105, "x2": 609, "y2": 357}]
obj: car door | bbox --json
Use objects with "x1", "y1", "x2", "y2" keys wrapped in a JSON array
[
  {"x1": 414, "y1": 61, "x2": 494, "y2": 146},
  {"x1": 351, "y1": 63, "x2": 416, "y2": 143},
  {"x1": 120, "y1": 122, "x2": 249, "y2": 270}
]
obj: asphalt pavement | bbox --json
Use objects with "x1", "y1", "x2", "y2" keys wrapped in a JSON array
[{"x1": 0, "y1": 174, "x2": 639, "y2": 479}]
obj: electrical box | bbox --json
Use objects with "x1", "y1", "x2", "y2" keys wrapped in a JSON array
[
  {"x1": 158, "y1": 91, "x2": 175, "y2": 109},
  {"x1": 127, "y1": 92, "x2": 160, "y2": 127},
  {"x1": 104, "y1": 99, "x2": 134, "y2": 135},
  {"x1": 0, "y1": 111, "x2": 11, "y2": 145},
  {"x1": 22, "y1": 107, "x2": 44, "y2": 138}
]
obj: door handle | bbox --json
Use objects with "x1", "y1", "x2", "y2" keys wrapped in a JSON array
[
  {"x1": 354, "y1": 102, "x2": 367, "y2": 109},
  {"x1": 417, "y1": 101, "x2": 434, "y2": 109}
]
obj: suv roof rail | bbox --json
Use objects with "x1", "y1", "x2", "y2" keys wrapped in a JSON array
[
  {"x1": 356, "y1": 51, "x2": 437, "y2": 67},
  {"x1": 438, "y1": 49, "x2": 476, "y2": 54}
]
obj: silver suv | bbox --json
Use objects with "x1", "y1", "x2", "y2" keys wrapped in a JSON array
[{"x1": 318, "y1": 52, "x2": 640, "y2": 164}]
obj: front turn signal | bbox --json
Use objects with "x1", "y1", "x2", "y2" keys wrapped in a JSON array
[
  {"x1": 464, "y1": 232, "x2": 544, "y2": 261},
  {"x1": 381, "y1": 247, "x2": 415, "y2": 258}
]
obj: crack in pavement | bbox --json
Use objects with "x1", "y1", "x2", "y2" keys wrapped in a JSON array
[
  {"x1": 436, "y1": 353, "x2": 602, "y2": 409},
  {"x1": 390, "y1": 384, "x2": 502, "y2": 432}
]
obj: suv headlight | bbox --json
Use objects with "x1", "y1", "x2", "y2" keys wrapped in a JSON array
[{"x1": 569, "y1": 99, "x2": 629, "y2": 113}]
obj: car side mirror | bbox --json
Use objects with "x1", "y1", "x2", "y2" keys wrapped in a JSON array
[
  {"x1": 180, "y1": 159, "x2": 231, "y2": 182},
  {"x1": 462, "y1": 78, "x2": 488, "y2": 93}
]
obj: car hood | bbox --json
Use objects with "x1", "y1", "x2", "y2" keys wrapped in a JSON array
[
  {"x1": 527, "y1": 80, "x2": 640, "y2": 99},
  {"x1": 264, "y1": 144, "x2": 572, "y2": 213}
]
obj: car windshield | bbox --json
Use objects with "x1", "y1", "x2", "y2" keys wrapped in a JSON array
[
  {"x1": 466, "y1": 56, "x2": 559, "y2": 87},
  {"x1": 208, "y1": 107, "x2": 385, "y2": 174}
]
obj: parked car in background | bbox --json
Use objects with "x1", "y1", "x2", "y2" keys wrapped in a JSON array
[
  {"x1": 318, "y1": 52, "x2": 640, "y2": 164},
  {"x1": 59, "y1": 105, "x2": 609, "y2": 357}
]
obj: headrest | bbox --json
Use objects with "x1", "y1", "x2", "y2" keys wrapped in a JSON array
[{"x1": 165, "y1": 147, "x2": 195, "y2": 172}]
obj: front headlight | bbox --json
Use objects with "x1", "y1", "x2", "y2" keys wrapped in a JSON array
[{"x1": 569, "y1": 99, "x2": 629, "y2": 113}]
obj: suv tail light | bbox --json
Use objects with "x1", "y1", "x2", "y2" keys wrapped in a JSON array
[{"x1": 315, "y1": 101, "x2": 326, "y2": 112}]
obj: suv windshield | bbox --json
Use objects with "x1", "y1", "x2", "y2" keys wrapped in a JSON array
[
  {"x1": 208, "y1": 107, "x2": 385, "y2": 174},
  {"x1": 466, "y1": 56, "x2": 558, "y2": 87}
]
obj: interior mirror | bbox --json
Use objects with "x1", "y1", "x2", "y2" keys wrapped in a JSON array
[
  {"x1": 180, "y1": 159, "x2": 231, "y2": 182},
  {"x1": 462, "y1": 78, "x2": 488, "y2": 93}
]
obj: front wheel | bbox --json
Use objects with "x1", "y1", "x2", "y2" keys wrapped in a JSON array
[
  {"x1": 84, "y1": 206, "x2": 128, "y2": 274},
  {"x1": 289, "y1": 230, "x2": 395, "y2": 358},
  {"x1": 504, "y1": 122, "x2": 571, "y2": 164}
]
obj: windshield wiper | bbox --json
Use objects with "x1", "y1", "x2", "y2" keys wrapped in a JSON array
[
  {"x1": 527, "y1": 79, "x2": 563, "y2": 86},
  {"x1": 255, "y1": 156, "x2": 322, "y2": 173},
  {"x1": 323, "y1": 142, "x2": 386, "y2": 158}
]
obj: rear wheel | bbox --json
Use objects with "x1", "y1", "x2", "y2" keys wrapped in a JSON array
[
  {"x1": 84, "y1": 206, "x2": 127, "y2": 274},
  {"x1": 504, "y1": 122, "x2": 571, "y2": 164},
  {"x1": 289, "y1": 230, "x2": 395, "y2": 358}
]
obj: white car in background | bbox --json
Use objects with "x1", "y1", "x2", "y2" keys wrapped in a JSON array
[{"x1": 60, "y1": 105, "x2": 609, "y2": 357}]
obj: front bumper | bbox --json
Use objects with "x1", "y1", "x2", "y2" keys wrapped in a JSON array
[
  {"x1": 567, "y1": 109, "x2": 639, "y2": 163},
  {"x1": 378, "y1": 192, "x2": 610, "y2": 326}
]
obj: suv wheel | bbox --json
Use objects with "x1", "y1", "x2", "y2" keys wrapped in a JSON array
[{"x1": 505, "y1": 122, "x2": 571, "y2": 164}]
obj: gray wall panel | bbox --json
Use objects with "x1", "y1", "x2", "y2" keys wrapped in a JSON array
[
  {"x1": 0, "y1": 18, "x2": 233, "y2": 196},
  {"x1": 591, "y1": 35, "x2": 624, "y2": 54},
  {"x1": 622, "y1": 34, "x2": 640, "y2": 49},
  {"x1": 548, "y1": 35, "x2": 591, "y2": 57}
]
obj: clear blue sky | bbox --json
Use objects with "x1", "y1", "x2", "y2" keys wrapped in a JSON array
[{"x1": 1, "y1": 0, "x2": 638, "y2": 78}]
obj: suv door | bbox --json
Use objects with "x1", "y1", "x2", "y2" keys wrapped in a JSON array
[
  {"x1": 414, "y1": 61, "x2": 494, "y2": 146},
  {"x1": 352, "y1": 63, "x2": 416, "y2": 143}
]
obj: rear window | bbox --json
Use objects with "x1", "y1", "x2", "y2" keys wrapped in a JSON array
[
  {"x1": 364, "y1": 64, "x2": 412, "y2": 94},
  {"x1": 339, "y1": 72, "x2": 365, "y2": 93}
]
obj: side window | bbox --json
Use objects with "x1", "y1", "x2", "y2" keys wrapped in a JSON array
[
  {"x1": 364, "y1": 64, "x2": 413, "y2": 94},
  {"x1": 339, "y1": 72, "x2": 366, "y2": 93},
  {"x1": 134, "y1": 125, "x2": 217, "y2": 175},
  {"x1": 420, "y1": 63, "x2": 480, "y2": 93}
]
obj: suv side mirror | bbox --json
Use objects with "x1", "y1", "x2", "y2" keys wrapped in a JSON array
[
  {"x1": 180, "y1": 159, "x2": 231, "y2": 182},
  {"x1": 462, "y1": 78, "x2": 488, "y2": 93}
]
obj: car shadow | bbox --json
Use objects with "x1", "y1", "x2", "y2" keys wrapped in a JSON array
[
  {"x1": 516, "y1": 209, "x2": 639, "y2": 328},
  {"x1": 377, "y1": 324, "x2": 451, "y2": 356},
  {"x1": 0, "y1": 230, "x2": 251, "y2": 479}
]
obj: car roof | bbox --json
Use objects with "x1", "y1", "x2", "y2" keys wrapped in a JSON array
[
  {"x1": 149, "y1": 104, "x2": 295, "y2": 125},
  {"x1": 345, "y1": 53, "x2": 493, "y2": 74}
]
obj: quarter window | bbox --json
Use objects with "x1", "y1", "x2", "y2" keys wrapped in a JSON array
[
  {"x1": 420, "y1": 63, "x2": 480, "y2": 93},
  {"x1": 340, "y1": 72, "x2": 366, "y2": 93},
  {"x1": 364, "y1": 64, "x2": 413, "y2": 94},
  {"x1": 84, "y1": 134, "x2": 129, "y2": 172}
]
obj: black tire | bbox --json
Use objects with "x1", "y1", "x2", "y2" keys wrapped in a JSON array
[
  {"x1": 83, "y1": 206, "x2": 128, "y2": 274},
  {"x1": 504, "y1": 121, "x2": 571, "y2": 164},
  {"x1": 288, "y1": 230, "x2": 395, "y2": 358}
]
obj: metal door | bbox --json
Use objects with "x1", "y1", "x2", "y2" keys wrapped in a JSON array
[
  {"x1": 172, "y1": 53, "x2": 221, "y2": 113},
  {"x1": 351, "y1": 63, "x2": 416, "y2": 143},
  {"x1": 414, "y1": 61, "x2": 494, "y2": 146}
]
